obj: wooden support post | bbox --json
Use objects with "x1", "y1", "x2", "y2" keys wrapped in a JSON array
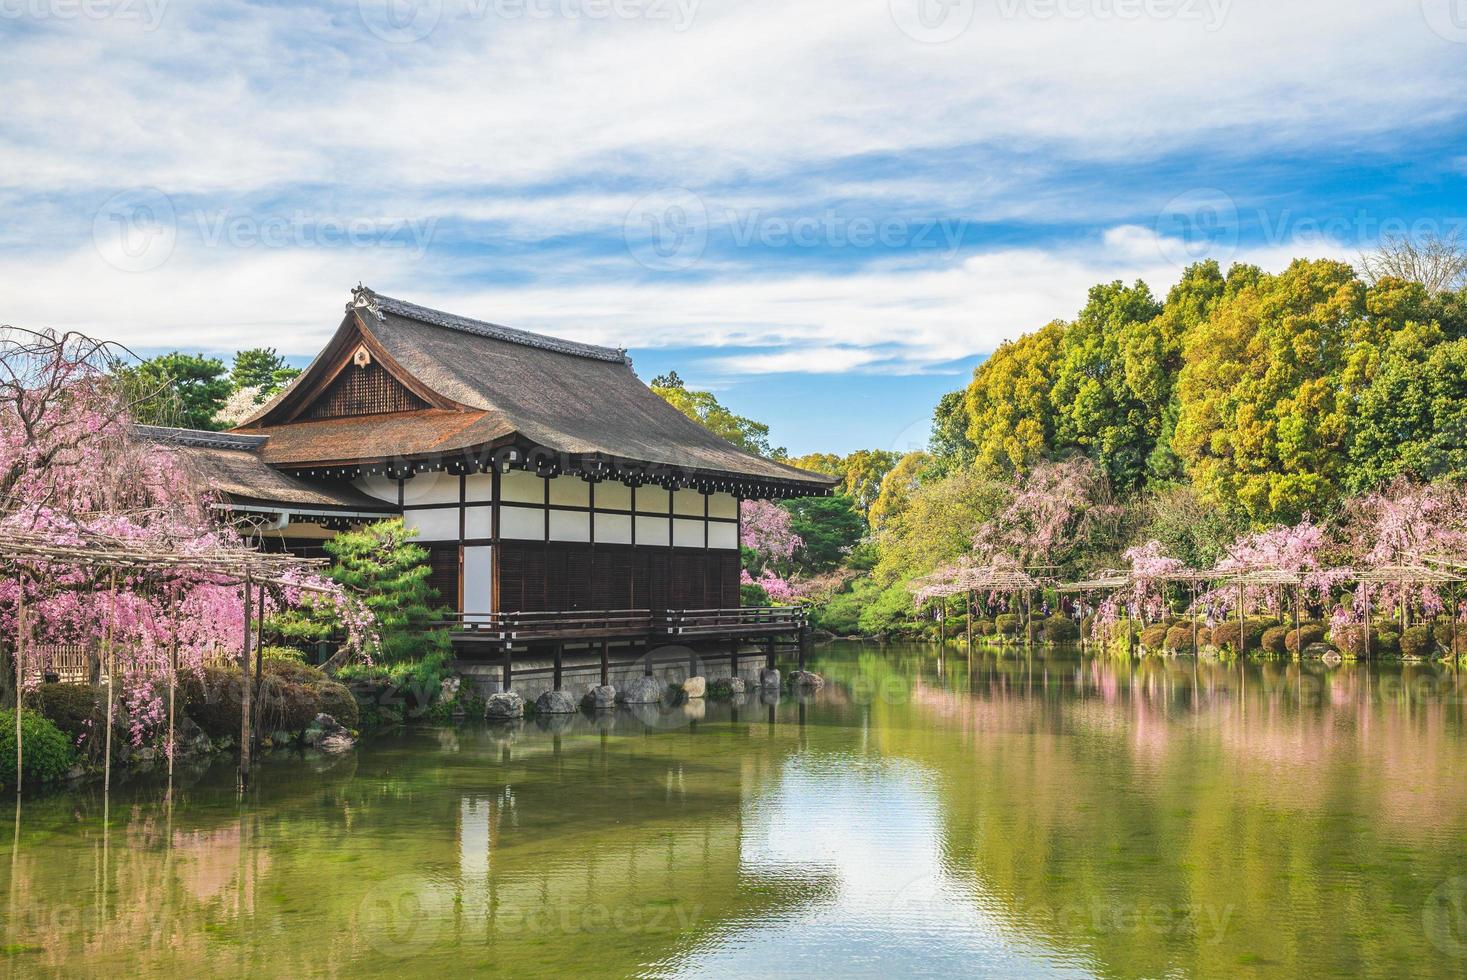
[
  {"x1": 501, "y1": 645, "x2": 513, "y2": 692},
  {"x1": 239, "y1": 573, "x2": 253, "y2": 788},
  {"x1": 938, "y1": 602, "x2": 945, "y2": 647},
  {"x1": 1453, "y1": 584, "x2": 1459, "y2": 659},
  {"x1": 766, "y1": 636, "x2": 775, "y2": 671},
  {"x1": 553, "y1": 643, "x2": 564, "y2": 692},
  {"x1": 798, "y1": 626, "x2": 808, "y2": 671},
  {"x1": 1293, "y1": 580, "x2": 1302, "y2": 658},
  {"x1": 104, "y1": 570, "x2": 117, "y2": 795},
  {"x1": 730, "y1": 646, "x2": 738, "y2": 676},
  {"x1": 253, "y1": 583, "x2": 265, "y2": 749},
  {"x1": 1190, "y1": 583, "x2": 1199, "y2": 655},
  {"x1": 168, "y1": 587, "x2": 178, "y2": 783},
  {"x1": 966, "y1": 590, "x2": 974, "y2": 650},
  {"x1": 1024, "y1": 590, "x2": 1033, "y2": 650},
  {"x1": 1237, "y1": 580, "x2": 1245, "y2": 654},
  {"x1": 1363, "y1": 586, "x2": 1372, "y2": 661},
  {"x1": 600, "y1": 639, "x2": 610, "y2": 688},
  {"x1": 13, "y1": 577, "x2": 24, "y2": 791}
]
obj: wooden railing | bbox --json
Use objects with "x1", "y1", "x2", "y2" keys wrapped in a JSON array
[
  {"x1": 659, "y1": 607, "x2": 806, "y2": 637},
  {"x1": 450, "y1": 609, "x2": 655, "y2": 643},
  {"x1": 23, "y1": 644, "x2": 95, "y2": 684},
  {"x1": 446, "y1": 606, "x2": 806, "y2": 645}
]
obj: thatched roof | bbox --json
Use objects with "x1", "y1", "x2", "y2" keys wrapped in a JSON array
[
  {"x1": 139, "y1": 426, "x2": 396, "y2": 517},
  {"x1": 238, "y1": 287, "x2": 837, "y2": 495}
]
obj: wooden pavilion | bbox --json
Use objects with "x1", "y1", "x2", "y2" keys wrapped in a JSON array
[{"x1": 144, "y1": 286, "x2": 837, "y2": 679}]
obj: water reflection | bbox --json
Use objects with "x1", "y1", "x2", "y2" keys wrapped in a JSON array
[{"x1": 5, "y1": 645, "x2": 1467, "y2": 979}]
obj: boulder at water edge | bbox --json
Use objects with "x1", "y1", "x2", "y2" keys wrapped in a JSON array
[
  {"x1": 486, "y1": 692, "x2": 525, "y2": 720},
  {"x1": 582, "y1": 685, "x2": 617, "y2": 710},
  {"x1": 791, "y1": 670, "x2": 825, "y2": 690},
  {"x1": 759, "y1": 668, "x2": 781, "y2": 690},
  {"x1": 682, "y1": 676, "x2": 707, "y2": 699},
  {"x1": 536, "y1": 689, "x2": 579, "y2": 715},
  {"x1": 619, "y1": 676, "x2": 665, "y2": 704},
  {"x1": 711, "y1": 676, "x2": 746, "y2": 698}
]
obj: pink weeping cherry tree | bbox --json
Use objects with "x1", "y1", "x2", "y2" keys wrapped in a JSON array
[
  {"x1": 739, "y1": 499, "x2": 804, "y2": 602},
  {"x1": 0, "y1": 326, "x2": 375, "y2": 748}
]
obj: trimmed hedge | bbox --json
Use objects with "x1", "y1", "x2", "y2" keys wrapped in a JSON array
[
  {"x1": 1043, "y1": 615, "x2": 1080, "y2": 643},
  {"x1": 1286, "y1": 624, "x2": 1328, "y2": 655},
  {"x1": 0, "y1": 710, "x2": 75, "y2": 788},
  {"x1": 35, "y1": 683, "x2": 102, "y2": 744},
  {"x1": 1211, "y1": 619, "x2": 1271, "y2": 652},
  {"x1": 1164, "y1": 625, "x2": 1197, "y2": 652},
  {"x1": 1139, "y1": 624, "x2": 1169, "y2": 650},
  {"x1": 1400, "y1": 625, "x2": 1436, "y2": 659},
  {"x1": 1261, "y1": 627, "x2": 1289, "y2": 655},
  {"x1": 994, "y1": 614, "x2": 1022, "y2": 637}
]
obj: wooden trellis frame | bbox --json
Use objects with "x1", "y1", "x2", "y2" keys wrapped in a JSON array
[{"x1": 1, "y1": 525, "x2": 332, "y2": 790}]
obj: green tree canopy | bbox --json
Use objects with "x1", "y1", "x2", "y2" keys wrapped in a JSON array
[
  {"x1": 651, "y1": 378, "x2": 786, "y2": 459},
  {"x1": 115, "y1": 352, "x2": 232, "y2": 430},
  {"x1": 782, "y1": 493, "x2": 866, "y2": 573},
  {"x1": 230, "y1": 347, "x2": 301, "y2": 399}
]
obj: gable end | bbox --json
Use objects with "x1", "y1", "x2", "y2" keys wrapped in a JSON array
[{"x1": 301, "y1": 358, "x2": 430, "y2": 420}]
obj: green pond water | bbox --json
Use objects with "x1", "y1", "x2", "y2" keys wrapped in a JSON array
[{"x1": 5, "y1": 642, "x2": 1467, "y2": 978}]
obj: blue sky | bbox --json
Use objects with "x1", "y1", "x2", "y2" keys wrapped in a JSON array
[{"x1": 3, "y1": 0, "x2": 1466, "y2": 455}]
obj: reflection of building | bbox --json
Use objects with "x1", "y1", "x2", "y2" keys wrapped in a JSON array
[{"x1": 148, "y1": 286, "x2": 832, "y2": 665}]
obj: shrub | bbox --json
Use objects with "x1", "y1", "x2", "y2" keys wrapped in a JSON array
[
  {"x1": 1164, "y1": 625, "x2": 1199, "y2": 652},
  {"x1": 1400, "y1": 625, "x2": 1435, "y2": 659},
  {"x1": 0, "y1": 710, "x2": 75, "y2": 788},
  {"x1": 35, "y1": 683, "x2": 102, "y2": 744},
  {"x1": 315, "y1": 681, "x2": 359, "y2": 729},
  {"x1": 1376, "y1": 629, "x2": 1402, "y2": 657},
  {"x1": 994, "y1": 614, "x2": 1022, "y2": 637},
  {"x1": 1286, "y1": 624, "x2": 1328, "y2": 655},
  {"x1": 1211, "y1": 620, "x2": 1268, "y2": 652},
  {"x1": 1261, "y1": 627, "x2": 1289, "y2": 655},
  {"x1": 975, "y1": 618, "x2": 995, "y2": 636},
  {"x1": 1043, "y1": 615, "x2": 1080, "y2": 643},
  {"x1": 181, "y1": 665, "x2": 245, "y2": 740},
  {"x1": 1139, "y1": 624, "x2": 1169, "y2": 650},
  {"x1": 1197, "y1": 626, "x2": 1213, "y2": 647},
  {"x1": 1080, "y1": 615, "x2": 1095, "y2": 640},
  {"x1": 255, "y1": 676, "x2": 318, "y2": 734}
]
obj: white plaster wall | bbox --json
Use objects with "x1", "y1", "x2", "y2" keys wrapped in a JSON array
[
  {"x1": 500, "y1": 506, "x2": 545, "y2": 540},
  {"x1": 404, "y1": 508, "x2": 459, "y2": 541},
  {"x1": 673, "y1": 518, "x2": 704, "y2": 549},
  {"x1": 709, "y1": 493, "x2": 738, "y2": 520},
  {"x1": 635, "y1": 515, "x2": 670, "y2": 545},
  {"x1": 463, "y1": 546, "x2": 492, "y2": 617},
  {"x1": 709, "y1": 522, "x2": 739, "y2": 550},
  {"x1": 595, "y1": 512, "x2": 633, "y2": 545},
  {"x1": 549, "y1": 510, "x2": 591, "y2": 543}
]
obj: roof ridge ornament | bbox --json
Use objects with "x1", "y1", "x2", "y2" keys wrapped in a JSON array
[{"x1": 349, "y1": 283, "x2": 385, "y2": 322}]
